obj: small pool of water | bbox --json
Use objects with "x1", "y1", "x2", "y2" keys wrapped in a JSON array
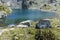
[{"x1": 6, "y1": 9, "x2": 58, "y2": 24}]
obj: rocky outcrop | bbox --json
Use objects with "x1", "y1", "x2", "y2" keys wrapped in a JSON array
[
  {"x1": 22, "y1": 0, "x2": 37, "y2": 9},
  {"x1": 49, "y1": 0, "x2": 57, "y2": 3},
  {"x1": 0, "y1": 0, "x2": 58, "y2": 9},
  {"x1": 22, "y1": 0, "x2": 29, "y2": 9}
]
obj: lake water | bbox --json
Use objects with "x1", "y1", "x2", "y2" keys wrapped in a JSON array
[{"x1": 5, "y1": 9, "x2": 59, "y2": 24}]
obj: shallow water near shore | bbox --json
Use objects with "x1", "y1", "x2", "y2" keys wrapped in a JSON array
[{"x1": 5, "y1": 9, "x2": 59, "y2": 24}]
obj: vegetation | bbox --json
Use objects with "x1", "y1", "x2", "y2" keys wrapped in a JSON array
[
  {"x1": 31, "y1": 19, "x2": 60, "y2": 28},
  {"x1": 35, "y1": 29, "x2": 56, "y2": 40},
  {"x1": 40, "y1": 4, "x2": 52, "y2": 10},
  {"x1": 0, "y1": 27, "x2": 60, "y2": 40},
  {"x1": 0, "y1": 4, "x2": 12, "y2": 14},
  {"x1": 0, "y1": 28, "x2": 36, "y2": 40},
  {"x1": 56, "y1": 6, "x2": 60, "y2": 13},
  {"x1": 49, "y1": 19, "x2": 60, "y2": 27}
]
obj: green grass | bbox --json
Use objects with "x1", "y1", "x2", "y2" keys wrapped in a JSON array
[
  {"x1": 45, "y1": 19, "x2": 60, "y2": 27},
  {"x1": 50, "y1": 27, "x2": 60, "y2": 40},
  {"x1": 41, "y1": 5, "x2": 52, "y2": 10},
  {"x1": 56, "y1": 6, "x2": 60, "y2": 13},
  {"x1": 0, "y1": 28, "x2": 36, "y2": 40},
  {"x1": 0, "y1": 19, "x2": 60, "y2": 40},
  {"x1": 0, "y1": 27, "x2": 60, "y2": 40},
  {"x1": 0, "y1": 4, "x2": 12, "y2": 14}
]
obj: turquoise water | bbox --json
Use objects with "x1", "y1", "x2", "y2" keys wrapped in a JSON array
[{"x1": 6, "y1": 9, "x2": 58, "y2": 24}]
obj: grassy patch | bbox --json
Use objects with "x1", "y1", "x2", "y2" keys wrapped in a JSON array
[
  {"x1": 49, "y1": 19, "x2": 60, "y2": 27},
  {"x1": 0, "y1": 19, "x2": 60, "y2": 40},
  {"x1": 56, "y1": 6, "x2": 60, "y2": 13},
  {"x1": 0, "y1": 28, "x2": 36, "y2": 40},
  {"x1": 0, "y1": 4, "x2": 12, "y2": 14},
  {"x1": 41, "y1": 4, "x2": 52, "y2": 10},
  {"x1": 0, "y1": 27, "x2": 60, "y2": 40}
]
